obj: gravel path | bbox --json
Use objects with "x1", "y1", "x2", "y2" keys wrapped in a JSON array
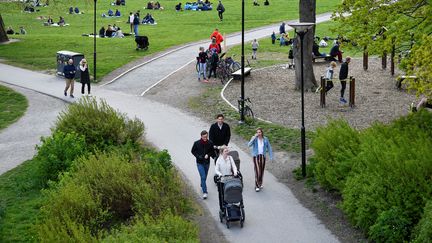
[{"x1": 224, "y1": 57, "x2": 414, "y2": 130}]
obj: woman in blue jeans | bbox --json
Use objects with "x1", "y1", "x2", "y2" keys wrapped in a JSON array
[
  {"x1": 191, "y1": 130, "x2": 215, "y2": 199},
  {"x1": 248, "y1": 128, "x2": 273, "y2": 192}
]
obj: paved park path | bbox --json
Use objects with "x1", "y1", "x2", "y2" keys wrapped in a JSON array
[{"x1": 0, "y1": 13, "x2": 341, "y2": 243}]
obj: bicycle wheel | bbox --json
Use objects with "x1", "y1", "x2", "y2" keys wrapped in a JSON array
[
  {"x1": 230, "y1": 62, "x2": 241, "y2": 73},
  {"x1": 216, "y1": 66, "x2": 225, "y2": 84},
  {"x1": 244, "y1": 106, "x2": 254, "y2": 120}
]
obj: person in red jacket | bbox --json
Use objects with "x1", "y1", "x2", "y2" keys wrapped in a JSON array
[{"x1": 210, "y1": 28, "x2": 224, "y2": 53}]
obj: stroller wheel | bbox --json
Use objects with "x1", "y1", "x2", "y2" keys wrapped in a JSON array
[
  {"x1": 219, "y1": 210, "x2": 224, "y2": 223},
  {"x1": 240, "y1": 220, "x2": 244, "y2": 228},
  {"x1": 226, "y1": 221, "x2": 230, "y2": 229},
  {"x1": 241, "y1": 208, "x2": 245, "y2": 221}
]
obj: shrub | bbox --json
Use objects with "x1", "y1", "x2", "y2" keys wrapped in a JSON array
[
  {"x1": 310, "y1": 119, "x2": 360, "y2": 191},
  {"x1": 412, "y1": 200, "x2": 432, "y2": 243},
  {"x1": 35, "y1": 131, "x2": 87, "y2": 183},
  {"x1": 105, "y1": 213, "x2": 199, "y2": 243},
  {"x1": 37, "y1": 151, "x2": 192, "y2": 240},
  {"x1": 368, "y1": 207, "x2": 411, "y2": 242},
  {"x1": 54, "y1": 97, "x2": 144, "y2": 149}
]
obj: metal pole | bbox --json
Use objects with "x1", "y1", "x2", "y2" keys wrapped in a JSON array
[
  {"x1": 93, "y1": 0, "x2": 97, "y2": 82},
  {"x1": 299, "y1": 31, "x2": 306, "y2": 178},
  {"x1": 239, "y1": 0, "x2": 245, "y2": 123}
]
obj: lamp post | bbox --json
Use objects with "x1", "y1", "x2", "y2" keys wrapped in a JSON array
[
  {"x1": 93, "y1": 0, "x2": 97, "y2": 82},
  {"x1": 239, "y1": 0, "x2": 245, "y2": 123},
  {"x1": 288, "y1": 22, "x2": 314, "y2": 178}
]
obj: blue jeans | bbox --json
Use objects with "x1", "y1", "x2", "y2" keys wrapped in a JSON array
[
  {"x1": 134, "y1": 24, "x2": 139, "y2": 36},
  {"x1": 198, "y1": 63, "x2": 207, "y2": 79},
  {"x1": 197, "y1": 162, "x2": 209, "y2": 193}
]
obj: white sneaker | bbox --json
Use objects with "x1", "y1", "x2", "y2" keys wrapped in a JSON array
[
  {"x1": 255, "y1": 188, "x2": 260, "y2": 192},
  {"x1": 203, "y1": 193, "x2": 208, "y2": 199},
  {"x1": 260, "y1": 185, "x2": 264, "y2": 189}
]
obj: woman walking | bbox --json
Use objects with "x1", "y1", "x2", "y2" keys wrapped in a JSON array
[
  {"x1": 251, "y1": 39, "x2": 259, "y2": 59},
  {"x1": 79, "y1": 59, "x2": 91, "y2": 95},
  {"x1": 248, "y1": 128, "x2": 273, "y2": 192}
]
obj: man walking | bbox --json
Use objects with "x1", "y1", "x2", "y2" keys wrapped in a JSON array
[
  {"x1": 339, "y1": 56, "x2": 351, "y2": 104},
  {"x1": 191, "y1": 130, "x2": 215, "y2": 199},
  {"x1": 216, "y1": 0, "x2": 225, "y2": 21},
  {"x1": 63, "y1": 59, "x2": 76, "y2": 98},
  {"x1": 209, "y1": 114, "x2": 231, "y2": 160}
]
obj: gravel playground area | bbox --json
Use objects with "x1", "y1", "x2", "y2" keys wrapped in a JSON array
[{"x1": 224, "y1": 57, "x2": 416, "y2": 130}]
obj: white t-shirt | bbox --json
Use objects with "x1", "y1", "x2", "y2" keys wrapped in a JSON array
[
  {"x1": 257, "y1": 138, "x2": 264, "y2": 155},
  {"x1": 129, "y1": 15, "x2": 134, "y2": 23}
]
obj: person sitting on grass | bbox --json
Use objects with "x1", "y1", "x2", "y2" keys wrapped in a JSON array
[
  {"x1": 47, "y1": 16, "x2": 54, "y2": 25},
  {"x1": 115, "y1": 9, "x2": 121, "y2": 16},
  {"x1": 99, "y1": 26, "x2": 105, "y2": 38},
  {"x1": 69, "y1": 6, "x2": 73, "y2": 14},
  {"x1": 6, "y1": 26, "x2": 14, "y2": 35},
  {"x1": 142, "y1": 13, "x2": 155, "y2": 24},
  {"x1": 105, "y1": 25, "x2": 115, "y2": 37},
  {"x1": 58, "y1": 16, "x2": 65, "y2": 26},
  {"x1": 264, "y1": 0, "x2": 269, "y2": 5},
  {"x1": 108, "y1": 9, "x2": 114, "y2": 16},
  {"x1": 74, "y1": 7, "x2": 80, "y2": 14},
  {"x1": 19, "y1": 26, "x2": 27, "y2": 35},
  {"x1": 175, "y1": 2, "x2": 182, "y2": 11},
  {"x1": 253, "y1": 0, "x2": 260, "y2": 6}
]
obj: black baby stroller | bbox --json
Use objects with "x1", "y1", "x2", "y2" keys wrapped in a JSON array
[
  {"x1": 217, "y1": 151, "x2": 245, "y2": 228},
  {"x1": 135, "y1": 36, "x2": 149, "y2": 50}
]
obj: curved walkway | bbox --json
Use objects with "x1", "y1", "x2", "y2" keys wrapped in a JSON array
[{"x1": 0, "y1": 13, "x2": 340, "y2": 243}]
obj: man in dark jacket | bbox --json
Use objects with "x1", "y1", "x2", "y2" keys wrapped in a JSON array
[
  {"x1": 191, "y1": 130, "x2": 215, "y2": 199},
  {"x1": 209, "y1": 114, "x2": 231, "y2": 159},
  {"x1": 339, "y1": 56, "x2": 351, "y2": 104},
  {"x1": 63, "y1": 59, "x2": 76, "y2": 98},
  {"x1": 330, "y1": 41, "x2": 343, "y2": 63},
  {"x1": 216, "y1": 1, "x2": 225, "y2": 21}
]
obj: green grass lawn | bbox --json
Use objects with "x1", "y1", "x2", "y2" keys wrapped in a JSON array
[
  {"x1": 0, "y1": 0, "x2": 339, "y2": 80},
  {"x1": 0, "y1": 159, "x2": 44, "y2": 243},
  {"x1": 0, "y1": 85, "x2": 28, "y2": 131},
  {"x1": 227, "y1": 20, "x2": 364, "y2": 69}
]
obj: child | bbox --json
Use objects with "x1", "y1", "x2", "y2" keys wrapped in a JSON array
[
  {"x1": 324, "y1": 61, "x2": 337, "y2": 93},
  {"x1": 271, "y1": 31, "x2": 276, "y2": 44},
  {"x1": 251, "y1": 39, "x2": 259, "y2": 59},
  {"x1": 197, "y1": 47, "x2": 208, "y2": 82}
]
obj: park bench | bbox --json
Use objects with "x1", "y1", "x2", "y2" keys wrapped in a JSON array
[
  {"x1": 312, "y1": 54, "x2": 334, "y2": 62},
  {"x1": 232, "y1": 67, "x2": 252, "y2": 80},
  {"x1": 396, "y1": 75, "x2": 417, "y2": 90}
]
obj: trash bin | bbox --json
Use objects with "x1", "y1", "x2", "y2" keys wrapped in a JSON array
[{"x1": 56, "y1": 50, "x2": 84, "y2": 79}]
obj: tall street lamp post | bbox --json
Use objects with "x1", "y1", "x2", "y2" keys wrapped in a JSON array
[
  {"x1": 93, "y1": 0, "x2": 97, "y2": 82},
  {"x1": 239, "y1": 0, "x2": 245, "y2": 123},
  {"x1": 288, "y1": 22, "x2": 314, "y2": 178}
]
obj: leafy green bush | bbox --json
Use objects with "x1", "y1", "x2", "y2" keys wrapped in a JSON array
[
  {"x1": 35, "y1": 131, "x2": 87, "y2": 183},
  {"x1": 105, "y1": 213, "x2": 199, "y2": 243},
  {"x1": 368, "y1": 207, "x2": 411, "y2": 242},
  {"x1": 412, "y1": 200, "x2": 432, "y2": 243},
  {"x1": 54, "y1": 97, "x2": 144, "y2": 149},
  {"x1": 37, "y1": 151, "x2": 193, "y2": 241},
  {"x1": 310, "y1": 119, "x2": 360, "y2": 191}
]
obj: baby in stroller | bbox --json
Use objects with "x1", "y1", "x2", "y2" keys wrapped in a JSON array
[{"x1": 215, "y1": 146, "x2": 245, "y2": 228}]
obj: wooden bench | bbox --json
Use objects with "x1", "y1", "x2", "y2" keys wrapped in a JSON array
[
  {"x1": 232, "y1": 67, "x2": 252, "y2": 80},
  {"x1": 312, "y1": 54, "x2": 334, "y2": 63},
  {"x1": 396, "y1": 75, "x2": 417, "y2": 90}
]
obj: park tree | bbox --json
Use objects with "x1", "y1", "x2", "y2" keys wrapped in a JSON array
[
  {"x1": 0, "y1": 14, "x2": 9, "y2": 43},
  {"x1": 332, "y1": 0, "x2": 432, "y2": 98},
  {"x1": 293, "y1": 0, "x2": 318, "y2": 91}
]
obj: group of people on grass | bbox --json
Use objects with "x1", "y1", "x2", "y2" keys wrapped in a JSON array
[
  {"x1": 146, "y1": 1, "x2": 163, "y2": 10},
  {"x1": 253, "y1": 0, "x2": 270, "y2": 6},
  {"x1": 99, "y1": 24, "x2": 124, "y2": 38},
  {"x1": 191, "y1": 114, "x2": 273, "y2": 199},
  {"x1": 184, "y1": 0, "x2": 213, "y2": 11},
  {"x1": 68, "y1": 6, "x2": 83, "y2": 14},
  {"x1": 6, "y1": 26, "x2": 27, "y2": 35},
  {"x1": 102, "y1": 9, "x2": 122, "y2": 17}
]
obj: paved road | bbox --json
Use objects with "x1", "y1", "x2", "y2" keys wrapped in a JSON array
[{"x1": 0, "y1": 12, "x2": 339, "y2": 243}]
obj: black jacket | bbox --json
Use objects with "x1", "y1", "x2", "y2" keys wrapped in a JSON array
[
  {"x1": 209, "y1": 122, "x2": 231, "y2": 146},
  {"x1": 339, "y1": 61, "x2": 349, "y2": 80},
  {"x1": 191, "y1": 139, "x2": 215, "y2": 164}
]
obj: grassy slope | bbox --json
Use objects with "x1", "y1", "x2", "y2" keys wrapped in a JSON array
[
  {"x1": 0, "y1": 85, "x2": 28, "y2": 131},
  {"x1": 0, "y1": 0, "x2": 338, "y2": 79}
]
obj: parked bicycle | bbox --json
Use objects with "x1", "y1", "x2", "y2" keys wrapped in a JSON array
[
  {"x1": 216, "y1": 53, "x2": 241, "y2": 84},
  {"x1": 237, "y1": 97, "x2": 254, "y2": 120}
]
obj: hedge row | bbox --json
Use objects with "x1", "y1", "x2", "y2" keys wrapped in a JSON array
[
  {"x1": 34, "y1": 97, "x2": 198, "y2": 242},
  {"x1": 310, "y1": 110, "x2": 432, "y2": 242}
]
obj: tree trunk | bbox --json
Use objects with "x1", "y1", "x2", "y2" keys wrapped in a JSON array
[
  {"x1": 0, "y1": 14, "x2": 9, "y2": 43},
  {"x1": 294, "y1": 0, "x2": 317, "y2": 91}
]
